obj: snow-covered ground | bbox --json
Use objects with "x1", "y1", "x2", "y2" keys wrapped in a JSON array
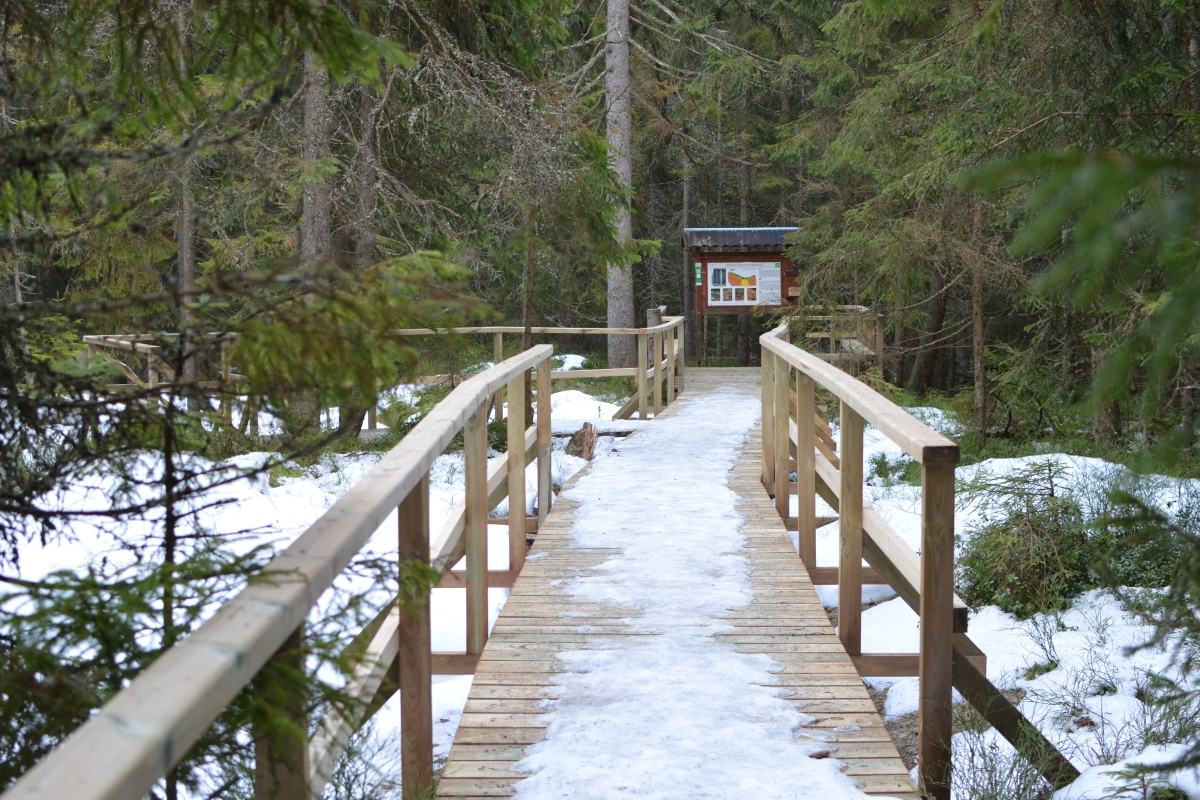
[
  {"x1": 512, "y1": 386, "x2": 874, "y2": 800},
  {"x1": 11, "y1": 373, "x2": 1200, "y2": 798},
  {"x1": 801, "y1": 408, "x2": 1200, "y2": 799}
]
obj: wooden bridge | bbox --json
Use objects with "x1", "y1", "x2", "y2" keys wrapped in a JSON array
[{"x1": 4, "y1": 319, "x2": 1078, "y2": 800}]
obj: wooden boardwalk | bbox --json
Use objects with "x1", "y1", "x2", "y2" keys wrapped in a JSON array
[{"x1": 438, "y1": 368, "x2": 916, "y2": 800}]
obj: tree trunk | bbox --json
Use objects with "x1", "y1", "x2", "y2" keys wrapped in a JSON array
[
  {"x1": 302, "y1": 49, "x2": 332, "y2": 270},
  {"x1": 973, "y1": 202, "x2": 987, "y2": 435},
  {"x1": 177, "y1": 0, "x2": 199, "y2": 410},
  {"x1": 907, "y1": 273, "x2": 947, "y2": 395},
  {"x1": 524, "y1": 207, "x2": 535, "y2": 423},
  {"x1": 354, "y1": 86, "x2": 378, "y2": 270},
  {"x1": 682, "y1": 168, "x2": 694, "y2": 365},
  {"x1": 736, "y1": 151, "x2": 751, "y2": 366},
  {"x1": 1091, "y1": 332, "x2": 1121, "y2": 446},
  {"x1": 605, "y1": 0, "x2": 635, "y2": 368}
]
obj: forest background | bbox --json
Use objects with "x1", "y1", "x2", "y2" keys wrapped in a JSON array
[{"x1": 6, "y1": 0, "x2": 1200, "y2": 796}]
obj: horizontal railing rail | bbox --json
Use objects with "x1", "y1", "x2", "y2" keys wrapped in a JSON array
[
  {"x1": 760, "y1": 323, "x2": 1078, "y2": 799},
  {"x1": 1, "y1": 345, "x2": 557, "y2": 800}
]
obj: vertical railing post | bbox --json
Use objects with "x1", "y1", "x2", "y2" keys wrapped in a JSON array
[
  {"x1": 796, "y1": 372, "x2": 817, "y2": 570},
  {"x1": 398, "y1": 472, "x2": 433, "y2": 798},
  {"x1": 637, "y1": 333, "x2": 649, "y2": 419},
  {"x1": 507, "y1": 370, "x2": 527, "y2": 573},
  {"x1": 666, "y1": 325, "x2": 676, "y2": 406},
  {"x1": 254, "y1": 626, "x2": 308, "y2": 800},
  {"x1": 919, "y1": 462, "x2": 955, "y2": 800},
  {"x1": 652, "y1": 330, "x2": 663, "y2": 416},
  {"x1": 492, "y1": 332, "x2": 505, "y2": 421},
  {"x1": 221, "y1": 341, "x2": 232, "y2": 424},
  {"x1": 464, "y1": 407, "x2": 488, "y2": 655},
  {"x1": 773, "y1": 356, "x2": 790, "y2": 520},
  {"x1": 838, "y1": 402, "x2": 864, "y2": 656},
  {"x1": 537, "y1": 357, "x2": 552, "y2": 524},
  {"x1": 761, "y1": 349, "x2": 776, "y2": 487}
]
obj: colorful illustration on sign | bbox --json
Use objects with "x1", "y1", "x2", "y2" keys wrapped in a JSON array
[
  {"x1": 722, "y1": 288, "x2": 733, "y2": 301},
  {"x1": 706, "y1": 261, "x2": 782, "y2": 306},
  {"x1": 711, "y1": 268, "x2": 727, "y2": 286},
  {"x1": 748, "y1": 288, "x2": 757, "y2": 301},
  {"x1": 728, "y1": 271, "x2": 756, "y2": 287},
  {"x1": 710, "y1": 289, "x2": 720, "y2": 302},
  {"x1": 734, "y1": 288, "x2": 745, "y2": 301}
]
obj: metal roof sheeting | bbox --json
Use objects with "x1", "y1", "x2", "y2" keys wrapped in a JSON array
[{"x1": 682, "y1": 227, "x2": 798, "y2": 249}]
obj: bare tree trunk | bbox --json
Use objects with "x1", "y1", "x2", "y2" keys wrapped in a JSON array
[
  {"x1": 177, "y1": 0, "x2": 198, "y2": 410},
  {"x1": 302, "y1": 49, "x2": 332, "y2": 269},
  {"x1": 524, "y1": 207, "x2": 535, "y2": 423},
  {"x1": 1091, "y1": 324, "x2": 1121, "y2": 446},
  {"x1": 972, "y1": 202, "x2": 987, "y2": 435},
  {"x1": 907, "y1": 272, "x2": 947, "y2": 395},
  {"x1": 605, "y1": 0, "x2": 635, "y2": 368},
  {"x1": 682, "y1": 167, "x2": 694, "y2": 365},
  {"x1": 736, "y1": 154, "x2": 751, "y2": 366},
  {"x1": 354, "y1": 86, "x2": 378, "y2": 270}
]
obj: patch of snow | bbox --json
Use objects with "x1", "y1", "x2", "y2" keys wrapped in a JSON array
[
  {"x1": 510, "y1": 388, "x2": 875, "y2": 800},
  {"x1": 553, "y1": 354, "x2": 587, "y2": 371}
]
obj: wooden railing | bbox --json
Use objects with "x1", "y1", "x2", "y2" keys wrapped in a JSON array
[
  {"x1": 1, "y1": 345, "x2": 557, "y2": 800},
  {"x1": 760, "y1": 324, "x2": 1079, "y2": 798},
  {"x1": 389, "y1": 313, "x2": 685, "y2": 422}
]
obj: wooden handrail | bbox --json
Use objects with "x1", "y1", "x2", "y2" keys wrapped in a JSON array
[
  {"x1": 1, "y1": 344, "x2": 555, "y2": 800},
  {"x1": 759, "y1": 323, "x2": 1078, "y2": 797},
  {"x1": 762, "y1": 324, "x2": 957, "y2": 465}
]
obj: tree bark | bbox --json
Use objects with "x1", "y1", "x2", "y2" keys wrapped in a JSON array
[
  {"x1": 354, "y1": 86, "x2": 378, "y2": 270},
  {"x1": 973, "y1": 202, "x2": 987, "y2": 435},
  {"x1": 682, "y1": 167, "x2": 694, "y2": 364},
  {"x1": 736, "y1": 151, "x2": 751, "y2": 366},
  {"x1": 907, "y1": 272, "x2": 947, "y2": 395},
  {"x1": 177, "y1": 0, "x2": 198, "y2": 409},
  {"x1": 302, "y1": 49, "x2": 332, "y2": 270},
  {"x1": 605, "y1": 0, "x2": 635, "y2": 368},
  {"x1": 524, "y1": 207, "x2": 535, "y2": 423}
]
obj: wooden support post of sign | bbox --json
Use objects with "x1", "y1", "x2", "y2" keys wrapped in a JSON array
[
  {"x1": 762, "y1": 350, "x2": 776, "y2": 487},
  {"x1": 919, "y1": 462, "x2": 956, "y2": 800},
  {"x1": 773, "y1": 359, "x2": 790, "y2": 519},
  {"x1": 537, "y1": 357, "x2": 552, "y2": 524},
  {"x1": 398, "y1": 472, "x2": 433, "y2": 799},
  {"x1": 796, "y1": 372, "x2": 817, "y2": 569},
  {"x1": 507, "y1": 371, "x2": 527, "y2": 573},
  {"x1": 492, "y1": 332, "x2": 504, "y2": 422},
  {"x1": 637, "y1": 334, "x2": 649, "y2": 419},
  {"x1": 838, "y1": 402, "x2": 864, "y2": 657},
  {"x1": 254, "y1": 627, "x2": 307, "y2": 800},
  {"x1": 464, "y1": 408, "x2": 488, "y2": 656}
]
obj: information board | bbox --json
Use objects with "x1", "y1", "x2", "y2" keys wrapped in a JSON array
[{"x1": 707, "y1": 261, "x2": 782, "y2": 307}]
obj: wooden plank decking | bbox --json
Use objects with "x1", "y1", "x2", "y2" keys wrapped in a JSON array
[{"x1": 437, "y1": 368, "x2": 916, "y2": 800}]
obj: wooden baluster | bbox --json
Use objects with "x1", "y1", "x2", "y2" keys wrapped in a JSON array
[
  {"x1": 761, "y1": 350, "x2": 776, "y2": 487},
  {"x1": 492, "y1": 332, "x2": 504, "y2": 422},
  {"x1": 796, "y1": 372, "x2": 817, "y2": 570},
  {"x1": 507, "y1": 370, "x2": 527, "y2": 573},
  {"x1": 919, "y1": 462, "x2": 955, "y2": 800},
  {"x1": 677, "y1": 322, "x2": 686, "y2": 390},
  {"x1": 773, "y1": 357, "x2": 789, "y2": 520},
  {"x1": 652, "y1": 330, "x2": 663, "y2": 416},
  {"x1": 537, "y1": 357, "x2": 552, "y2": 524},
  {"x1": 254, "y1": 626, "x2": 307, "y2": 800},
  {"x1": 398, "y1": 473, "x2": 433, "y2": 798},
  {"x1": 248, "y1": 395, "x2": 259, "y2": 437},
  {"x1": 838, "y1": 402, "x2": 864, "y2": 656},
  {"x1": 637, "y1": 333, "x2": 649, "y2": 419},
  {"x1": 464, "y1": 408, "x2": 488, "y2": 655},
  {"x1": 666, "y1": 326, "x2": 676, "y2": 406}
]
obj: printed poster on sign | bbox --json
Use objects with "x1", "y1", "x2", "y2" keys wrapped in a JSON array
[{"x1": 708, "y1": 262, "x2": 782, "y2": 306}]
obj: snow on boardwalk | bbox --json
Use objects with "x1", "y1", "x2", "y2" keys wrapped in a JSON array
[{"x1": 437, "y1": 369, "x2": 915, "y2": 800}]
